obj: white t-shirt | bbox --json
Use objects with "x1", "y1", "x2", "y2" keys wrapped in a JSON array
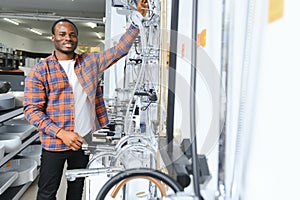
[{"x1": 59, "y1": 60, "x2": 93, "y2": 136}]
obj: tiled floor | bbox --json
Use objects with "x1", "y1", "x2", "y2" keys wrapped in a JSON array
[
  {"x1": 20, "y1": 169, "x2": 67, "y2": 200},
  {"x1": 20, "y1": 164, "x2": 87, "y2": 200},
  {"x1": 20, "y1": 177, "x2": 39, "y2": 200}
]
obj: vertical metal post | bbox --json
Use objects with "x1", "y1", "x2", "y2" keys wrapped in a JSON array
[
  {"x1": 190, "y1": 0, "x2": 203, "y2": 199},
  {"x1": 158, "y1": 0, "x2": 168, "y2": 138},
  {"x1": 166, "y1": 0, "x2": 179, "y2": 151},
  {"x1": 216, "y1": 0, "x2": 231, "y2": 199}
]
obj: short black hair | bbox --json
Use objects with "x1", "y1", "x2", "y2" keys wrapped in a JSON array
[{"x1": 51, "y1": 18, "x2": 78, "y2": 35}]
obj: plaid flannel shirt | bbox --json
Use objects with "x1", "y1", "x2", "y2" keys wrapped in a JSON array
[{"x1": 23, "y1": 24, "x2": 139, "y2": 151}]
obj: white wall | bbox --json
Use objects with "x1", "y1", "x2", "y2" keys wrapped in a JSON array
[
  {"x1": 103, "y1": 0, "x2": 127, "y2": 98},
  {"x1": 29, "y1": 40, "x2": 53, "y2": 53},
  {"x1": 0, "y1": 29, "x2": 52, "y2": 53},
  {"x1": 175, "y1": 1, "x2": 300, "y2": 199},
  {"x1": 174, "y1": 0, "x2": 224, "y2": 196},
  {"x1": 0, "y1": 29, "x2": 34, "y2": 51},
  {"x1": 244, "y1": 1, "x2": 300, "y2": 199}
]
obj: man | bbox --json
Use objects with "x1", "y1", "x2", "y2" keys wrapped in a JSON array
[{"x1": 23, "y1": 1, "x2": 148, "y2": 199}]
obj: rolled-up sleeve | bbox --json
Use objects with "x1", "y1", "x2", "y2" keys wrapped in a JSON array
[{"x1": 99, "y1": 24, "x2": 139, "y2": 71}]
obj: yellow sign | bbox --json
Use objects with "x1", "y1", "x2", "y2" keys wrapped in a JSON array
[
  {"x1": 197, "y1": 29, "x2": 207, "y2": 47},
  {"x1": 90, "y1": 47, "x2": 101, "y2": 52},
  {"x1": 76, "y1": 46, "x2": 101, "y2": 53},
  {"x1": 77, "y1": 45, "x2": 90, "y2": 54},
  {"x1": 268, "y1": 0, "x2": 284, "y2": 23}
]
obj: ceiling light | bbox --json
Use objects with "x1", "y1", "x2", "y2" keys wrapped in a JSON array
[
  {"x1": 46, "y1": 36, "x2": 52, "y2": 40},
  {"x1": 3, "y1": 18, "x2": 19, "y2": 25},
  {"x1": 29, "y1": 28, "x2": 42, "y2": 35},
  {"x1": 87, "y1": 22, "x2": 97, "y2": 29},
  {"x1": 0, "y1": 13, "x2": 105, "y2": 25}
]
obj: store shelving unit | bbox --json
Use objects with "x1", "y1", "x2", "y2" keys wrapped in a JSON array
[
  {"x1": 0, "y1": 51, "x2": 15, "y2": 70},
  {"x1": 0, "y1": 107, "x2": 39, "y2": 199},
  {"x1": 0, "y1": 107, "x2": 23, "y2": 125},
  {"x1": 0, "y1": 48, "x2": 50, "y2": 73}
]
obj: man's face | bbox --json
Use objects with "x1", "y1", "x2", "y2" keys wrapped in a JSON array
[{"x1": 52, "y1": 21, "x2": 78, "y2": 55}]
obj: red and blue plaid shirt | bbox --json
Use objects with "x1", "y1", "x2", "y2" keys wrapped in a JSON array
[{"x1": 24, "y1": 24, "x2": 139, "y2": 151}]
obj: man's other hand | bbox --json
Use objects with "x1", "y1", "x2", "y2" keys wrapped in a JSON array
[{"x1": 137, "y1": 0, "x2": 149, "y2": 17}]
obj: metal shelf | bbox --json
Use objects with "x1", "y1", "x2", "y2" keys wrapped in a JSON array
[
  {"x1": 0, "y1": 131, "x2": 39, "y2": 167},
  {"x1": 0, "y1": 107, "x2": 23, "y2": 123},
  {"x1": 0, "y1": 107, "x2": 40, "y2": 198},
  {"x1": 0, "y1": 172, "x2": 18, "y2": 195},
  {"x1": 0, "y1": 131, "x2": 39, "y2": 199},
  {"x1": 0, "y1": 168, "x2": 40, "y2": 200}
]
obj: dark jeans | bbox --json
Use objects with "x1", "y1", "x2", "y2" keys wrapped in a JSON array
[{"x1": 37, "y1": 149, "x2": 89, "y2": 200}]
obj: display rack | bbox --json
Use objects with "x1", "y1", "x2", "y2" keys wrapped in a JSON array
[
  {"x1": 0, "y1": 131, "x2": 39, "y2": 167},
  {"x1": 0, "y1": 169, "x2": 39, "y2": 200},
  {"x1": 0, "y1": 107, "x2": 23, "y2": 123},
  {"x1": 0, "y1": 49, "x2": 50, "y2": 71},
  {"x1": 0, "y1": 52, "x2": 15, "y2": 70},
  {"x1": 0, "y1": 107, "x2": 39, "y2": 199}
]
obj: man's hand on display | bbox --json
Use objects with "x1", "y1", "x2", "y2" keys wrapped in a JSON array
[
  {"x1": 56, "y1": 129, "x2": 83, "y2": 151},
  {"x1": 137, "y1": 0, "x2": 149, "y2": 17}
]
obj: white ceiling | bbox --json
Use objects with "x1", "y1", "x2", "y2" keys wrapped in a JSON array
[{"x1": 0, "y1": 0, "x2": 107, "y2": 47}]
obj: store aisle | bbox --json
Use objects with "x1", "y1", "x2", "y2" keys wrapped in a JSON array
[
  {"x1": 20, "y1": 178, "x2": 38, "y2": 200},
  {"x1": 20, "y1": 164, "x2": 74, "y2": 200},
  {"x1": 21, "y1": 174, "x2": 67, "y2": 200}
]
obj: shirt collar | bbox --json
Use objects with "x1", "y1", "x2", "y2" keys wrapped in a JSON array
[{"x1": 50, "y1": 51, "x2": 79, "y2": 62}]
